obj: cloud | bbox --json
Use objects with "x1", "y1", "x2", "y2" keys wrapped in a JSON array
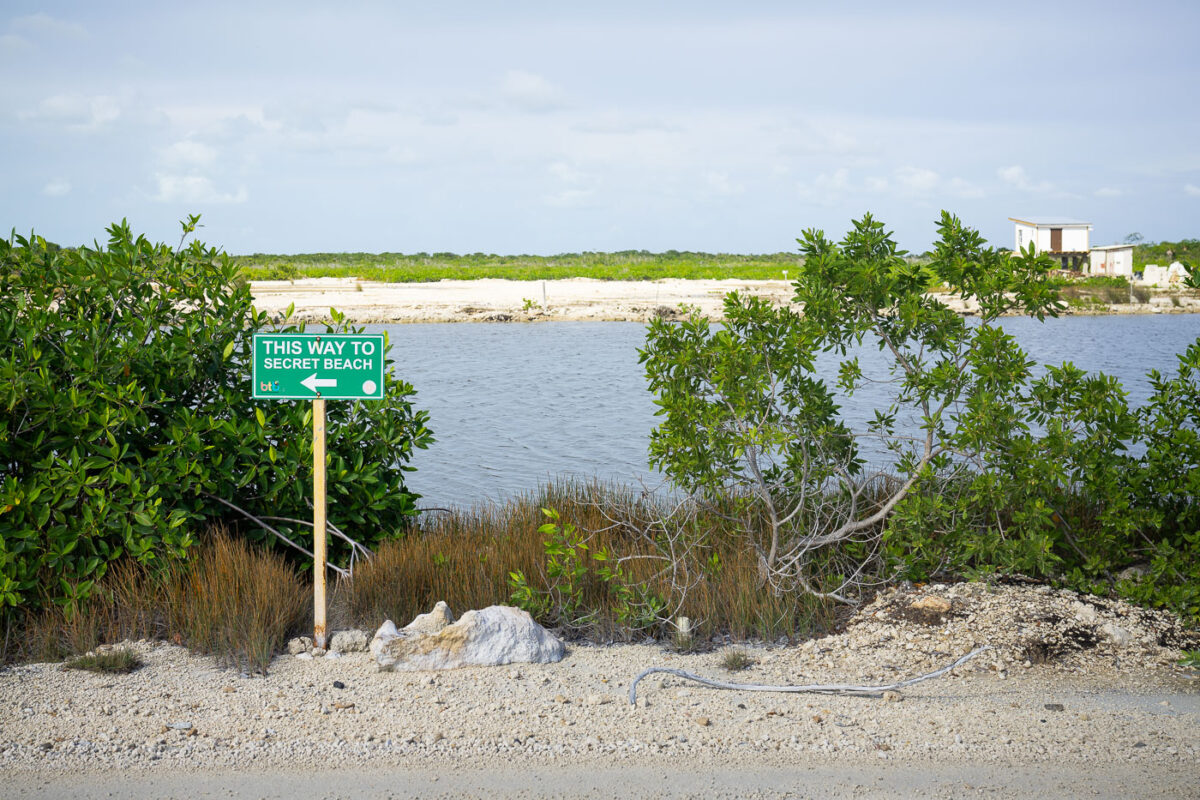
[
  {"x1": 161, "y1": 140, "x2": 218, "y2": 167},
  {"x1": 800, "y1": 166, "x2": 979, "y2": 202},
  {"x1": 998, "y1": 165, "x2": 1053, "y2": 193},
  {"x1": 153, "y1": 174, "x2": 247, "y2": 204},
  {"x1": 41, "y1": 179, "x2": 71, "y2": 197},
  {"x1": 157, "y1": 104, "x2": 278, "y2": 137},
  {"x1": 796, "y1": 168, "x2": 851, "y2": 202},
  {"x1": 895, "y1": 166, "x2": 940, "y2": 195},
  {"x1": 544, "y1": 188, "x2": 594, "y2": 207},
  {"x1": 501, "y1": 70, "x2": 565, "y2": 112},
  {"x1": 1093, "y1": 186, "x2": 1122, "y2": 198},
  {"x1": 549, "y1": 161, "x2": 588, "y2": 183},
  {"x1": 947, "y1": 177, "x2": 985, "y2": 199},
  {"x1": 572, "y1": 113, "x2": 676, "y2": 135},
  {"x1": 19, "y1": 94, "x2": 120, "y2": 130},
  {"x1": 705, "y1": 171, "x2": 743, "y2": 196},
  {"x1": 1186, "y1": 184, "x2": 1200, "y2": 197},
  {"x1": 0, "y1": 33, "x2": 32, "y2": 53},
  {"x1": 11, "y1": 13, "x2": 88, "y2": 39}
]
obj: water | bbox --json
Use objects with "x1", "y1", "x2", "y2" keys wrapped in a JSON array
[{"x1": 378, "y1": 315, "x2": 1198, "y2": 510}]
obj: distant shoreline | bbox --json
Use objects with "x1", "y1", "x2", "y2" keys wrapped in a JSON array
[{"x1": 250, "y1": 278, "x2": 1200, "y2": 324}]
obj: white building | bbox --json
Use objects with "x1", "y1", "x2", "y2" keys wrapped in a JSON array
[
  {"x1": 1089, "y1": 244, "x2": 1134, "y2": 278},
  {"x1": 1009, "y1": 217, "x2": 1093, "y2": 269}
]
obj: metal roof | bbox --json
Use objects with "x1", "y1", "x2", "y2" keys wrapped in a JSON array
[
  {"x1": 1091, "y1": 244, "x2": 1134, "y2": 250},
  {"x1": 1008, "y1": 216, "x2": 1092, "y2": 227}
]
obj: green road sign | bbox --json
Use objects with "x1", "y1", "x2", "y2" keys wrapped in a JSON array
[{"x1": 253, "y1": 333, "x2": 386, "y2": 400}]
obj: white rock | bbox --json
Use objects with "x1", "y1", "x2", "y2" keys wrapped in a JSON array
[
  {"x1": 376, "y1": 605, "x2": 565, "y2": 671},
  {"x1": 330, "y1": 629, "x2": 369, "y2": 653},
  {"x1": 287, "y1": 637, "x2": 313, "y2": 655},
  {"x1": 404, "y1": 601, "x2": 456, "y2": 635},
  {"x1": 1100, "y1": 622, "x2": 1132, "y2": 648},
  {"x1": 1072, "y1": 601, "x2": 1100, "y2": 626},
  {"x1": 369, "y1": 620, "x2": 400, "y2": 658}
]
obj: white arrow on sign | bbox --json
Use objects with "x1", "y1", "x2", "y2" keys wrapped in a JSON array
[{"x1": 301, "y1": 374, "x2": 338, "y2": 394}]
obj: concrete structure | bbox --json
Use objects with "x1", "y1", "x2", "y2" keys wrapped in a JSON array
[
  {"x1": 1009, "y1": 217, "x2": 1093, "y2": 269},
  {"x1": 1089, "y1": 244, "x2": 1134, "y2": 278},
  {"x1": 1141, "y1": 261, "x2": 1192, "y2": 286}
]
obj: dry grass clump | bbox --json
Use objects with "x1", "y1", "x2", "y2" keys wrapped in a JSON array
[
  {"x1": 63, "y1": 647, "x2": 143, "y2": 674},
  {"x1": 334, "y1": 480, "x2": 836, "y2": 644},
  {"x1": 160, "y1": 530, "x2": 309, "y2": 673},
  {"x1": 720, "y1": 648, "x2": 755, "y2": 672},
  {"x1": 6, "y1": 528, "x2": 308, "y2": 673}
]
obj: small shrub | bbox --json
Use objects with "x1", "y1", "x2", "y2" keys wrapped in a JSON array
[
  {"x1": 266, "y1": 262, "x2": 301, "y2": 281},
  {"x1": 64, "y1": 648, "x2": 142, "y2": 674},
  {"x1": 721, "y1": 648, "x2": 755, "y2": 671}
]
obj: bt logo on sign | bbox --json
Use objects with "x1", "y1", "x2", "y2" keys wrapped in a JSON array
[{"x1": 260, "y1": 381, "x2": 280, "y2": 393}]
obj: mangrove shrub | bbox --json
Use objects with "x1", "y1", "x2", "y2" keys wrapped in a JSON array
[{"x1": 0, "y1": 219, "x2": 432, "y2": 615}]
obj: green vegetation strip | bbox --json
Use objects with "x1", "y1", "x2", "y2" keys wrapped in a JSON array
[{"x1": 232, "y1": 251, "x2": 800, "y2": 283}]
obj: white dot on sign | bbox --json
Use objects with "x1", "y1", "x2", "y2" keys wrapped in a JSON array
[{"x1": 363, "y1": 380, "x2": 377, "y2": 395}]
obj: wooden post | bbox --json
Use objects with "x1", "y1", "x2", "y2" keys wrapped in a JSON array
[{"x1": 312, "y1": 396, "x2": 327, "y2": 649}]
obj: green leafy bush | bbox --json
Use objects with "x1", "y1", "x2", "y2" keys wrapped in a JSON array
[
  {"x1": 0, "y1": 219, "x2": 432, "y2": 617},
  {"x1": 508, "y1": 507, "x2": 663, "y2": 635},
  {"x1": 641, "y1": 212, "x2": 1063, "y2": 603},
  {"x1": 641, "y1": 211, "x2": 1200, "y2": 623}
]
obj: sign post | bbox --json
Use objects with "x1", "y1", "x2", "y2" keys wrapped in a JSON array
[
  {"x1": 252, "y1": 332, "x2": 386, "y2": 649},
  {"x1": 312, "y1": 396, "x2": 327, "y2": 648}
]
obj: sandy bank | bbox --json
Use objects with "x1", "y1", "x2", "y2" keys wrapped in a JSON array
[{"x1": 249, "y1": 278, "x2": 1200, "y2": 324}]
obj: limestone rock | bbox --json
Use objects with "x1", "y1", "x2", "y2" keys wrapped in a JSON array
[
  {"x1": 369, "y1": 601, "x2": 457, "y2": 658},
  {"x1": 287, "y1": 637, "x2": 313, "y2": 656},
  {"x1": 1072, "y1": 601, "x2": 1100, "y2": 626},
  {"x1": 1117, "y1": 563, "x2": 1149, "y2": 582},
  {"x1": 330, "y1": 629, "x2": 369, "y2": 653},
  {"x1": 404, "y1": 601, "x2": 455, "y2": 635},
  {"x1": 1100, "y1": 622, "x2": 1132, "y2": 648},
  {"x1": 376, "y1": 605, "x2": 565, "y2": 671},
  {"x1": 369, "y1": 620, "x2": 400, "y2": 658},
  {"x1": 910, "y1": 596, "x2": 951, "y2": 614}
]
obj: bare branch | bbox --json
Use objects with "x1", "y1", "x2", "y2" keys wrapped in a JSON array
[
  {"x1": 629, "y1": 646, "x2": 990, "y2": 704},
  {"x1": 203, "y1": 493, "x2": 349, "y2": 579}
]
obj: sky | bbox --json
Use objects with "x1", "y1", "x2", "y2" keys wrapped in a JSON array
[{"x1": 2, "y1": 1, "x2": 1198, "y2": 256}]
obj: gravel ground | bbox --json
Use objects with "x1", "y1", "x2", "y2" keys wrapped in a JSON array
[{"x1": 4, "y1": 582, "x2": 1198, "y2": 798}]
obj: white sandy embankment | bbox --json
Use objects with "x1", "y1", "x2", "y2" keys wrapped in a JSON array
[
  {"x1": 250, "y1": 277, "x2": 784, "y2": 324},
  {"x1": 4, "y1": 582, "x2": 1198, "y2": 798},
  {"x1": 249, "y1": 277, "x2": 1200, "y2": 324}
]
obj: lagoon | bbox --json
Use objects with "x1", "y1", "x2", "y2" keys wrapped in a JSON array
[{"x1": 379, "y1": 315, "x2": 1199, "y2": 510}]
